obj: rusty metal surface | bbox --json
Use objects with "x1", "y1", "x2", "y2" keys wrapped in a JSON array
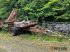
[
  {"x1": 6, "y1": 9, "x2": 17, "y2": 23},
  {"x1": 14, "y1": 22, "x2": 37, "y2": 28},
  {"x1": 0, "y1": 20, "x2": 4, "y2": 28}
]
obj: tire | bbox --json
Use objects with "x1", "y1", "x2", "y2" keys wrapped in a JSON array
[
  {"x1": 11, "y1": 26, "x2": 18, "y2": 36},
  {"x1": 0, "y1": 28, "x2": 2, "y2": 31}
]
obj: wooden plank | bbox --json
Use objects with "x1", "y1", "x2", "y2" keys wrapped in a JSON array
[
  {"x1": 0, "y1": 20, "x2": 4, "y2": 28},
  {"x1": 15, "y1": 22, "x2": 37, "y2": 28},
  {"x1": 6, "y1": 8, "x2": 17, "y2": 23}
]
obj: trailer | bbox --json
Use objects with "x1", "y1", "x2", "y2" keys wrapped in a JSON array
[
  {"x1": 0, "y1": 20, "x2": 3, "y2": 30},
  {"x1": 6, "y1": 8, "x2": 47, "y2": 36},
  {"x1": 6, "y1": 8, "x2": 65, "y2": 38}
]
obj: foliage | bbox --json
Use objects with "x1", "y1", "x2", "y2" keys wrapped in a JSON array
[
  {"x1": 0, "y1": 0, "x2": 70, "y2": 22},
  {"x1": 2, "y1": 24, "x2": 8, "y2": 32}
]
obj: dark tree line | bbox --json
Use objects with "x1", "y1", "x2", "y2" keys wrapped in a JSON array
[{"x1": 0, "y1": 0, "x2": 70, "y2": 22}]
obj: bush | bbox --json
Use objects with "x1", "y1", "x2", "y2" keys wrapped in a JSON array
[{"x1": 2, "y1": 24, "x2": 8, "y2": 32}]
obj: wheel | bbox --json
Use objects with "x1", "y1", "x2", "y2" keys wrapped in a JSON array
[
  {"x1": 0, "y1": 28, "x2": 2, "y2": 31},
  {"x1": 11, "y1": 26, "x2": 18, "y2": 36}
]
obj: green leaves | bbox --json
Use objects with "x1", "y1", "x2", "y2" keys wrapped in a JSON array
[{"x1": 0, "y1": 0, "x2": 70, "y2": 22}]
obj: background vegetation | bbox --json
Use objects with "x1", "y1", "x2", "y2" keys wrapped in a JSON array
[{"x1": 0, "y1": 0, "x2": 70, "y2": 22}]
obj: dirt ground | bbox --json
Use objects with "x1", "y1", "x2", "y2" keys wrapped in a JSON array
[
  {"x1": 0, "y1": 40, "x2": 48, "y2": 52},
  {"x1": 0, "y1": 32, "x2": 48, "y2": 52},
  {"x1": 0, "y1": 32, "x2": 69, "y2": 52}
]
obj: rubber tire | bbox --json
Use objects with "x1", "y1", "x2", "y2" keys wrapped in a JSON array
[{"x1": 11, "y1": 26, "x2": 18, "y2": 36}]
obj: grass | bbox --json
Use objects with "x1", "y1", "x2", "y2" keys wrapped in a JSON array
[
  {"x1": 20, "y1": 34, "x2": 39, "y2": 40},
  {"x1": 43, "y1": 35, "x2": 67, "y2": 42},
  {"x1": 0, "y1": 48, "x2": 8, "y2": 52},
  {"x1": 0, "y1": 31, "x2": 67, "y2": 42},
  {"x1": 16, "y1": 33, "x2": 67, "y2": 42}
]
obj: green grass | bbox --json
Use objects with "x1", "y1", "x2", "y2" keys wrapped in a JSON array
[
  {"x1": 20, "y1": 34, "x2": 39, "y2": 40},
  {"x1": 0, "y1": 31, "x2": 67, "y2": 42},
  {"x1": 43, "y1": 35, "x2": 67, "y2": 42},
  {"x1": 20, "y1": 33, "x2": 67, "y2": 42},
  {"x1": 0, "y1": 48, "x2": 8, "y2": 52}
]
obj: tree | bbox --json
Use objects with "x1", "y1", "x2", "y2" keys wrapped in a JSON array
[{"x1": 0, "y1": 0, "x2": 70, "y2": 22}]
